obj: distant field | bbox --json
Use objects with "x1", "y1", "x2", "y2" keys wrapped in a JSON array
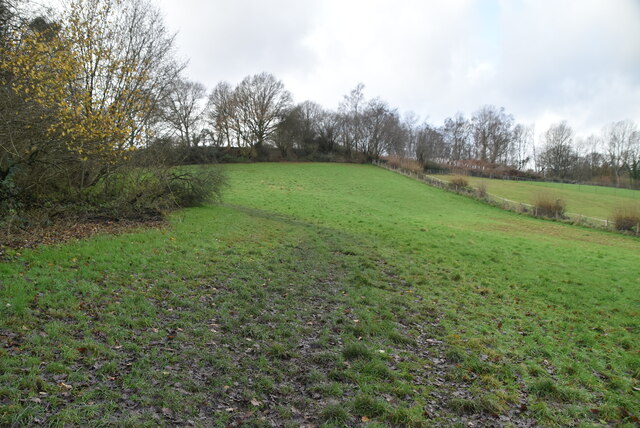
[
  {"x1": 1, "y1": 163, "x2": 638, "y2": 426},
  {"x1": 432, "y1": 174, "x2": 640, "y2": 220}
]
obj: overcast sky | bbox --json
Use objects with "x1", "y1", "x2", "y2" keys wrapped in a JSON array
[{"x1": 156, "y1": 0, "x2": 639, "y2": 139}]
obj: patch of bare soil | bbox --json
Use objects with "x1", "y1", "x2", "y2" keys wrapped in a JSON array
[{"x1": 0, "y1": 218, "x2": 166, "y2": 259}]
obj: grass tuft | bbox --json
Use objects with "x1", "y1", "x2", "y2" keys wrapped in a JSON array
[
  {"x1": 319, "y1": 402, "x2": 350, "y2": 424},
  {"x1": 449, "y1": 395, "x2": 506, "y2": 416},
  {"x1": 342, "y1": 342, "x2": 372, "y2": 361},
  {"x1": 352, "y1": 394, "x2": 388, "y2": 417},
  {"x1": 528, "y1": 378, "x2": 585, "y2": 402}
]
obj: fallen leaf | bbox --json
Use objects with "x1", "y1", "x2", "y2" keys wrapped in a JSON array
[{"x1": 250, "y1": 398, "x2": 261, "y2": 406}]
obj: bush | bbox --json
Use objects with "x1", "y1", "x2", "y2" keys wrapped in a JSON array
[
  {"x1": 613, "y1": 206, "x2": 640, "y2": 232},
  {"x1": 450, "y1": 176, "x2": 469, "y2": 189},
  {"x1": 475, "y1": 182, "x2": 488, "y2": 199},
  {"x1": 384, "y1": 155, "x2": 423, "y2": 174},
  {"x1": 533, "y1": 193, "x2": 566, "y2": 218},
  {"x1": 164, "y1": 168, "x2": 226, "y2": 207},
  {"x1": 95, "y1": 166, "x2": 226, "y2": 219}
]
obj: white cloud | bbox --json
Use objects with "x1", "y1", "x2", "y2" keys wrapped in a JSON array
[{"x1": 156, "y1": 0, "x2": 640, "y2": 135}]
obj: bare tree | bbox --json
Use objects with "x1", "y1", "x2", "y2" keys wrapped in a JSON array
[
  {"x1": 604, "y1": 119, "x2": 638, "y2": 186},
  {"x1": 316, "y1": 110, "x2": 340, "y2": 154},
  {"x1": 415, "y1": 123, "x2": 446, "y2": 165},
  {"x1": 273, "y1": 106, "x2": 299, "y2": 157},
  {"x1": 360, "y1": 98, "x2": 400, "y2": 159},
  {"x1": 0, "y1": 1, "x2": 19, "y2": 45},
  {"x1": 338, "y1": 83, "x2": 366, "y2": 156},
  {"x1": 471, "y1": 105, "x2": 514, "y2": 164},
  {"x1": 400, "y1": 111, "x2": 419, "y2": 158},
  {"x1": 160, "y1": 77, "x2": 206, "y2": 147},
  {"x1": 233, "y1": 72, "x2": 292, "y2": 157},
  {"x1": 443, "y1": 113, "x2": 470, "y2": 162},
  {"x1": 65, "y1": 0, "x2": 181, "y2": 149},
  {"x1": 511, "y1": 123, "x2": 534, "y2": 170},
  {"x1": 538, "y1": 121, "x2": 576, "y2": 178},
  {"x1": 294, "y1": 100, "x2": 323, "y2": 152},
  {"x1": 572, "y1": 134, "x2": 604, "y2": 180},
  {"x1": 205, "y1": 81, "x2": 236, "y2": 148}
]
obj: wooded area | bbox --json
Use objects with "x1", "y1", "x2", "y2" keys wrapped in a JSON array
[
  {"x1": 1, "y1": 0, "x2": 639, "y2": 231},
  {"x1": 0, "y1": 0, "x2": 224, "y2": 230}
]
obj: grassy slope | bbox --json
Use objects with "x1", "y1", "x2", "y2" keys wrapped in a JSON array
[
  {"x1": 433, "y1": 174, "x2": 640, "y2": 219},
  {"x1": 1, "y1": 163, "x2": 638, "y2": 426}
]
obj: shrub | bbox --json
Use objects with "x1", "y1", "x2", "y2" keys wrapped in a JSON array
[
  {"x1": 613, "y1": 206, "x2": 640, "y2": 232},
  {"x1": 533, "y1": 193, "x2": 566, "y2": 218},
  {"x1": 450, "y1": 176, "x2": 469, "y2": 189},
  {"x1": 100, "y1": 166, "x2": 226, "y2": 218},
  {"x1": 475, "y1": 182, "x2": 488, "y2": 198},
  {"x1": 164, "y1": 168, "x2": 226, "y2": 207},
  {"x1": 384, "y1": 155, "x2": 423, "y2": 174}
]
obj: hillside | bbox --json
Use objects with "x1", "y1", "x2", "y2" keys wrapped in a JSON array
[
  {"x1": 1, "y1": 163, "x2": 638, "y2": 426},
  {"x1": 432, "y1": 174, "x2": 640, "y2": 220}
]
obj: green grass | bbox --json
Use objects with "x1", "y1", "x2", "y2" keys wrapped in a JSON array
[
  {"x1": 433, "y1": 173, "x2": 640, "y2": 219},
  {"x1": 1, "y1": 162, "x2": 639, "y2": 426}
]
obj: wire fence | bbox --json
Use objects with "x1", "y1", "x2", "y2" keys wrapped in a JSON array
[
  {"x1": 372, "y1": 160, "x2": 633, "y2": 232},
  {"x1": 422, "y1": 169, "x2": 640, "y2": 196}
]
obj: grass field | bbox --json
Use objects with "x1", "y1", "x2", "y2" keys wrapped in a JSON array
[
  {"x1": 1, "y1": 163, "x2": 639, "y2": 426},
  {"x1": 432, "y1": 174, "x2": 640, "y2": 220}
]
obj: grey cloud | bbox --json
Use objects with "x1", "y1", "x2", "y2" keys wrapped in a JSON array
[{"x1": 157, "y1": 0, "x2": 640, "y2": 136}]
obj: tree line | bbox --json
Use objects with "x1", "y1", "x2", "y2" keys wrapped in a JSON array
[{"x1": 160, "y1": 73, "x2": 639, "y2": 188}]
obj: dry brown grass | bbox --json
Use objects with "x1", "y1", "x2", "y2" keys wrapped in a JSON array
[
  {"x1": 612, "y1": 206, "x2": 640, "y2": 232},
  {"x1": 533, "y1": 193, "x2": 566, "y2": 218},
  {"x1": 475, "y1": 182, "x2": 488, "y2": 198},
  {"x1": 450, "y1": 176, "x2": 470, "y2": 189},
  {"x1": 385, "y1": 155, "x2": 423, "y2": 174}
]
